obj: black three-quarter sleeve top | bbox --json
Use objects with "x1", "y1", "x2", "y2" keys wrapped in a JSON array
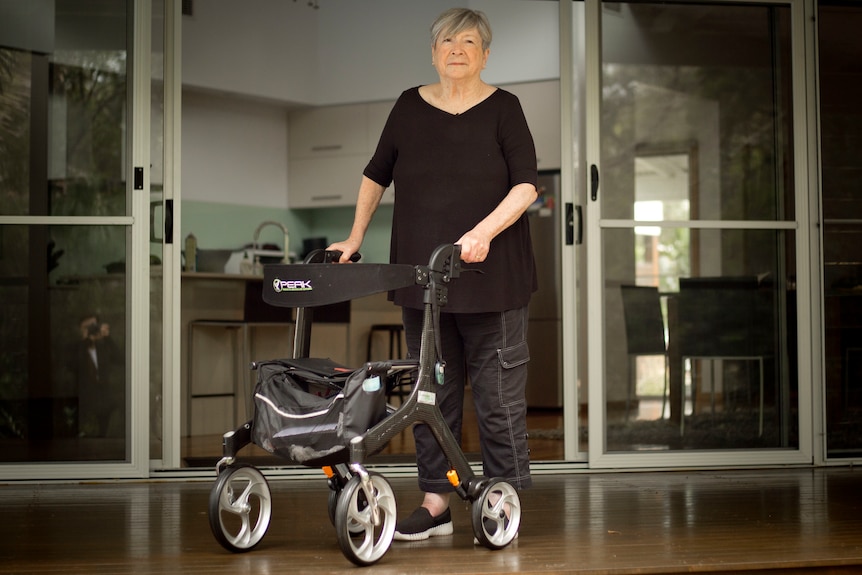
[{"x1": 363, "y1": 86, "x2": 538, "y2": 313}]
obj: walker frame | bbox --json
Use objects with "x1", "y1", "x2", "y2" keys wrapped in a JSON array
[{"x1": 207, "y1": 244, "x2": 521, "y2": 566}]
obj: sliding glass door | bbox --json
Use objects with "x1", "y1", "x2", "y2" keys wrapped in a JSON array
[
  {"x1": 819, "y1": 2, "x2": 862, "y2": 460},
  {"x1": 0, "y1": 0, "x2": 153, "y2": 478},
  {"x1": 584, "y1": 0, "x2": 813, "y2": 467}
]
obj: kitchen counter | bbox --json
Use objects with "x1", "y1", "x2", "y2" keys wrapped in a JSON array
[
  {"x1": 180, "y1": 273, "x2": 403, "y2": 436},
  {"x1": 181, "y1": 271, "x2": 260, "y2": 280}
]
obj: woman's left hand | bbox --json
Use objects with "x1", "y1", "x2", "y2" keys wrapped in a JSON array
[
  {"x1": 456, "y1": 231, "x2": 491, "y2": 263},
  {"x1": 456, "y1": 182, "x2": 538, "y2": 264}
]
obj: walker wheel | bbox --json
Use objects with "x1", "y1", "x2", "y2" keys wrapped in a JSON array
[
  {"x1": 208, "y1": 464, "x2": 272, "y2": 553},
  {"x1": 471, "y1": 478, "x2": 521, "y2": 549},
  {"x1": 334, "y1": 472, "x2": 397, "y2": 566},
  {"x1": 327, "y1": 487, "x2": 339, "y2": 525},
  {"x1": 328, "y1": 482, "x2": 367, "y2": 535}
]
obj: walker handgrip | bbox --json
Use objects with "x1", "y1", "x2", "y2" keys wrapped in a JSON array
[
  {"x1": 302, "y1": 249, "x2": 361, "y2": 264},
  {"x1": 325, "y1": 250, "x2": 362, "y2": 263}
]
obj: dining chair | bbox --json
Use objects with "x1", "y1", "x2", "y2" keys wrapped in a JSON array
[
  {"x1": 676, "y1": 276, "x2": 775, "y2": 436},
  {"x1": 620, "y1": 285, "x2": 669, "y2": 422}
]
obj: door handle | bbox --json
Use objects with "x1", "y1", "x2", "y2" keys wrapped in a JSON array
[
  {"x1": 565, "y1": 203, "x2": 583, "y2": 246},
  {"x1": 576, "y1": 205, "x2": 583, "y2": 245},
  {"x1": 164, "y1": 199, "x2": 173, "y2": 244},
  {"x1": 590, "y1": 164, "x2": 599, "y2": 201}
]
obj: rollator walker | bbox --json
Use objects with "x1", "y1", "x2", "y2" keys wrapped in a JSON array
[{"x1": 207, "y1": 243, "x2": 522, "y2": 566}]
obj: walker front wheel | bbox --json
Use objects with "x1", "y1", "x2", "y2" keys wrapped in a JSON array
[
  {"x1": 328, "y1": 481, "x2": 366, "y2": 535},
  {"x1": 334, "y1": 472, "x2": 397, "y2": 566},
  {"x1": 208, "y1": 464, "x2": 272, "y2": 553},
  {"x1": 471, "y1": 478, "x2": 521, "y2": 549}
]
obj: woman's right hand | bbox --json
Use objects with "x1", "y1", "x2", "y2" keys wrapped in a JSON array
[
  {"x1": 326, "y1": 239, "x2": 361, "y2": 263},
  {"x1": 327, "y1": 176, "x2": 384, "y2": 263}
]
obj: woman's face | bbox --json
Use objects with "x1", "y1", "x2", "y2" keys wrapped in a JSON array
[{"x1": 432, "y1": 27, "x2": 489, "y2": 82}]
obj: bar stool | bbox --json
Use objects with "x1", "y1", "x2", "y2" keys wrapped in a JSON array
[
  {"x1": 366, "y1": 324, "x2": 404, "y2": 361},
  {"x1": 186, "y1": 282, "x2": 296, "y2": 437},
  {"x1": 186, "y1": 320, "x2": 246, "y2": 437},
  {"x1": 366, "y1": 324, "x2": 409, "y2": 404},
  {"x1": 187, "y1": 319, "x2": 296, "y2": 437}
]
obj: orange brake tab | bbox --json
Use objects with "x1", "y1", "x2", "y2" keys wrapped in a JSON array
[{"x1": 447, "y1": 469, "x2": 460, "y2": 487}]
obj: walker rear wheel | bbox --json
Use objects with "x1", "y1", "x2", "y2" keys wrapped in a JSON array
[
  {"x1": 208, "y1": 464, "x2": 272, "y2": 552},
  {"x1": 334, "y1": 472, "x2": 396, "y2": 566},
  {"x1": 471, "y1": 478, "x2": 521, "y2": 549}
]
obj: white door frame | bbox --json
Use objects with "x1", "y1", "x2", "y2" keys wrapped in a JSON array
[{"x1": 156, "y1": 0, "x2": 184, "y2": 472}]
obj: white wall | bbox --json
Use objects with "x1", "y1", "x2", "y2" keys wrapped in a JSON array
[
  {"x1": 181, "y1": 0, "x2": 561, "y2": 206},
  {"x1": 182, "y1": 91, "x2": 289, "y2": 206},
  {"x1": 183, "y1": 0, "x2": 559, "y2": 105},
  {"x1": 316, "y1": 0, "x2": 559, "y2": 104},
  {"x1": 182, "y1": 0, "x2": 318, "y2": 104}
]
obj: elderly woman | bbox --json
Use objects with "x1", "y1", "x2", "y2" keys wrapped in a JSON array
[{"x1": 329, "y1": 7, "x2": 537, "y2": 541}]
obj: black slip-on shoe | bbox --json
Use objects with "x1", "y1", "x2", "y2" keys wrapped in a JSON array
[{"x1": 393, "y1": 507, "x2": 453, "y2": 541}]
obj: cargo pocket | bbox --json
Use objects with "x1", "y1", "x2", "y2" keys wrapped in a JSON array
[
  {"x1": 497, "y1": 340, "x2": 530, "y2": 369},
  {"x1": 497, "y1": 340, "x2": 530, "y2": 406}
]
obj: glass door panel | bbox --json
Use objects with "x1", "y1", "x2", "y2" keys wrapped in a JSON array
[
  {"x1": 1, "y1": 224, "x2": 128, "y2": 461},
  {"x1": 818, "y1": 3, "x2": 862, "y2": 458},
  {"x1": 0, "y1": 1, "x2": 145, "y2": 474},
  {"x1": 595, "y1": 1, "x2": 800, "y2": 455}
]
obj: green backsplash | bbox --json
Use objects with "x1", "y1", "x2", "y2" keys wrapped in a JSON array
[{"x1": 180, "y1": 200, "x2": 394, "y2": 263}]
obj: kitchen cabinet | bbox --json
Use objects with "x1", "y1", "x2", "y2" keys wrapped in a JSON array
[
  {"x1": 504, "y1": 80, "x2": 562, "y2": 171},
  {"x1": 287, "y1": 80, "x2": 561, "y2": 208},
  {"x1": 289, "y1": 104, "x2": 368, "y2": 158},
  {"x1": 288, "y1": 154, "x2": 370, "y2": 208},
  {"x1": 288, "y1": 101, "x2": 395, "y2": 208},
  {"x1": 366, "y1": 100, "x2": 393, "y2": 152}
]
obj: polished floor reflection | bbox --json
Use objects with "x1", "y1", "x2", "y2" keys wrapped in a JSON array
[{"x1": 3, "y1": 468, "x2": 862, "y2": 574}]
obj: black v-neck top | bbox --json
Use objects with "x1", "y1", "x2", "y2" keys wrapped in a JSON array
[{"x1": 364, "y1": 86, "x2": 538, "y2": 312}]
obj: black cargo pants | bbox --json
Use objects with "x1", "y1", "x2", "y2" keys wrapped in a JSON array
[{"x1": 401, "y1": 306, "x2": 532, "y2": 494}]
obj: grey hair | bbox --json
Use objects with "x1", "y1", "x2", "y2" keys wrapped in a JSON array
[{"x1": 430, "y1": 8, "x2": 492, "y2": 51}]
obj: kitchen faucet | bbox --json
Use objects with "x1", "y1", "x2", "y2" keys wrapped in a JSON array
[{"x1": 252, "y1": 220, "x2": 290, "y2": 275}]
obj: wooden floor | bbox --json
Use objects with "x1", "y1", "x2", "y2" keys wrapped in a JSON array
[{"x1": 3, "y1": 467, "x2": 862, "y2": 574}]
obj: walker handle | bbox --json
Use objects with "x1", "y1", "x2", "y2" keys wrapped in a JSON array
[
  {"x1": 302, "y1": 249, "x2": 362, "y2": 264},
  {"x1": 325, "y1": 250, "x2": 362, "y2": 263}
]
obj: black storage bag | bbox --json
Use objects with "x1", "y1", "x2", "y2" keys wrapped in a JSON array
[{"x1": 251, "y1": 359, "x2": 388, "y2": 466}]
